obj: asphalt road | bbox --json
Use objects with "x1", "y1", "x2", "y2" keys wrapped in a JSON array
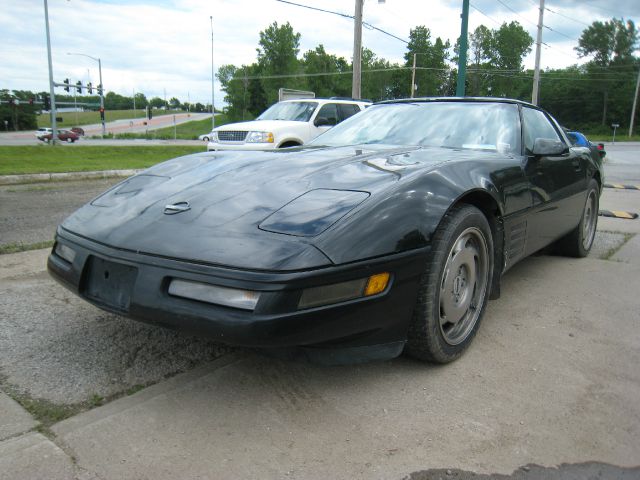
[{"x1": 0, "y1": 112, "x2": 212, "y2": 145}]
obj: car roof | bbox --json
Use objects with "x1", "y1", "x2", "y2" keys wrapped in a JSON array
[
  {"x1": 280, "y1": 98, "x2": 371, "y2": 105},
  {"x1": 377, "y1": 97, "x2": 538, "y2": 108}
]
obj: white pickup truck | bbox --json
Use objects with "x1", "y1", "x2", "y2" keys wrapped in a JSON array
[{"x1": 206, "y1": 98, "x2": 370, "y2": 151}]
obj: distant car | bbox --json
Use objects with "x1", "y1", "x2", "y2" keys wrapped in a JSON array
[
  {"x1": 566, "y1": 131, "x2": 606, "y2": 160},
  {"x1": 38, "y1": 129, "x2": 80, "y2": 143},
  {"x1": 34, "y1": 127, "x2": 52, "y2": 138},
  {"x1": 48, "y1": 98, "x2": 603, "y2": 365},
  {"x1": 198, "y1": 132, "x2": 213, "y2": 142},
  {"x1": 70, "y1": 127, "x2": 85, "y2": 136},
  {"x1": 207, "y1": 98, "x2": 370, "y2": 151}
]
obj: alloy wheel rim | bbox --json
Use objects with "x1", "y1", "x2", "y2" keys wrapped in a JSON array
[
  {"x1": 582, "y1": 190, "x2": 597, "y2": 250},
  {"x1": 439, "y1": 227, "x2": 489, "y2": 346}
]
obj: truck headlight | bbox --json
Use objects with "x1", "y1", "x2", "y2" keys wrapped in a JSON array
[{"x1": 245, "y1": 131, "x2": 274, "y2": 143}]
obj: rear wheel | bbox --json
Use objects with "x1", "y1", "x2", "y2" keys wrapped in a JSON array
[
  {"x1": 66, "y1": 137, "x2": 73, "y2": 143},
  {"x1": 202, "y1": 136, "x2": 209, "y2": 142},
  {"x1": 556, "y1": 179, "x2": 599, "y2": 257},
  {"x1": 405, "y1": 204, "x2": 494, "y2": 363}
]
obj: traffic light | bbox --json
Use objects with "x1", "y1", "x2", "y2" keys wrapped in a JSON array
[
  {"x1": 147, "y1": 106, "x2": 152, "y2": 120},
  {"x1": 76, "y1": 81, "x2": 82, "y2": 94},
  {"x1": 63, "y1": 78, "x2": 70, "y2": 92},
  {"x1": 43, "y1": 95, "x2": 50, "y2": 110},
  {"x1": 97, "y1": 84, "x2": 102, "y2": 95},
  {"x1": 87, "y1": 82, "x2": 92, "y2": 94}
]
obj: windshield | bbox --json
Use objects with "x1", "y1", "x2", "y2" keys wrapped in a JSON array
[
  {"x1": 310, "y1": 101, "x2": 521, "y2": 154},
  {"x1": 257, "y1": 101, "x2": 319, "y2": 122}
]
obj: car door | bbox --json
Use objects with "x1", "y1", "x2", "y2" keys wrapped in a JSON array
[
  {"x1": 521, "y1": 106, "x2": 586, "y2": 254},
  {"x1": 337, "y1": 103, "x2": 361, "y2": 123}
]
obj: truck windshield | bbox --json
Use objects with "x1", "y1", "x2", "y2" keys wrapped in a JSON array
[{"x1": 257, "y1": 101, "x2": 319, "y2": 122}]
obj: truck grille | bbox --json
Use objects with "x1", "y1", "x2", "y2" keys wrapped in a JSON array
[{"x1": 218, "y1": 131, "x2": 248, "y2": 142}]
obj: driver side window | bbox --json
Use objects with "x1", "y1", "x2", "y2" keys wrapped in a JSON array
[
  {"x1": 316, "y1": 103, "x2": 339, "y2": 126},
  {"x1": 522, "y1": 107, "x2": 561, "y2": 153}
]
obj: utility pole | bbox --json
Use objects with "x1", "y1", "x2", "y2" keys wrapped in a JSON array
[
  {"x1": 352, "y1": 0, "x2": 364, "y2": 99},
  {"x1": 629, "y1": 67, "x2": 640, "y2": 137},
  {"x1": 455, "y1": 0, "x2": 469, "y2": 97},
  {"x1": 43, "y1": 0, "x2": 58, "y2": 144},
  {"x1": 133, "y1": 88, "x2": 136, "y2": 117},
  {"x1": 531, "y1": 0, "x2": 545, "y2": 105},
  {"x1": 210, "y1": 16, "x2": 216, "y2": 129},
  {"x1": 410, "y1": 53, "x2": 417, "y2": 98}
]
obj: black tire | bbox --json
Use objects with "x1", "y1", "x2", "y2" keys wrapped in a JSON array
[
  {"x1": 556, "y1": 179, "x2": 599, "y2": 258},
  {"x1": 278, "y1": 142, "x2": 301, "y2": 148},
  {"x1": 202, "y1": 136, "x2": 209, "y2": 142},
  {"x1": 405, "y1": 204, "x2": 494, "y2": 363}
]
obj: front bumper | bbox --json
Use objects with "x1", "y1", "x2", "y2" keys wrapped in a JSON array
[
  {"x1": 206, "y1": 141, "x2": 278, "y2": 152},
  {"x1": 48, "y1": 229, "x2": 428, "y2": 360}
]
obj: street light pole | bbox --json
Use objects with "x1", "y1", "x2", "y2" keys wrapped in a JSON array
[
  {"x1": 43, "y1": 0, "x2": 58, "y2": 145},
  {"x1": 455, "y1": 0, "x2": 470, "y2": 97},
  {"x1": 210, "y1": 16, "x2": 215, "y2": 130},
  {"x1": 67, "y1": 52, "x2": 106, "y2": 137}
]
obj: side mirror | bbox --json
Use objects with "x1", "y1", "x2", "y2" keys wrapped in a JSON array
[
  {"x1": 532, "y1": 138, "x2": 567, "y2": 156},
  {"x1": 314, "y1": 116, "x2": 334, "y2": 127}
]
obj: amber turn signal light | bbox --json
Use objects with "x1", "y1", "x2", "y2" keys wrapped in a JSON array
[{"x1": 364, "y1": 272, "x2": 390, "y2": 296}]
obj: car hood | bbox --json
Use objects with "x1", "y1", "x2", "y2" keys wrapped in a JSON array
[
  {"x1": 61, "y1": 145, "x2": 452, "y2": 270},
  {"x1": 214, "y1": 120, "x2": 306, "y2": 133}
]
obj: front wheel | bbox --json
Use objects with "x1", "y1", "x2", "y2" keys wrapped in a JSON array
[
  {"x1": 405, "y1": 204, "x2": 494, "y2": 363},
  {"x1": 66, "y1": 138, "x2": 73, "y2": 143}
]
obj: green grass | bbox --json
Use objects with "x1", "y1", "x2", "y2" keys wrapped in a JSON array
[
  {"x1": 37, "y1": 109, "x2": 183, "y2": 127},
  {"x1": 114, "y1": 114, "x2": 230, "y2": 140},
  {"x1": 0, "y1": 145, "x2": 204, "y2": 175},
  {"x1": 0, "y1": 241, "x2": 54, "y2": 255}
]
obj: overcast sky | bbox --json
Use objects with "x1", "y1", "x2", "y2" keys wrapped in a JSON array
[{"x1": 1, "y1": 0, "x2": 638, "y2": 105}]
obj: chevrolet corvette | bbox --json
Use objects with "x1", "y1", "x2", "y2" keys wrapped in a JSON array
[{"x1": 48, "y1": 98, "x2": 603, "y2": 364}]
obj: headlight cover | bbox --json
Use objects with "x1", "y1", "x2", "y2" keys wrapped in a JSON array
[
  {"x1": 245, "y1": 131, "x2": 274, "y2": 143},
  {"x1": 259, "y1": 189, "x2": 370, "y2": 237}
]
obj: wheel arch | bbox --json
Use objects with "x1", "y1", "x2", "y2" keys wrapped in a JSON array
[
  {"x1": 277, "y1": 138, "x2": 303, "y2": 148},
  {"x1": 447, "y1": 189, "x2": 504, "y2": 300}
]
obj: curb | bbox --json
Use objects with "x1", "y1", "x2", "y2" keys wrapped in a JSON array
[
  {"x1": 0, "y1": 169, "x2": 141, "y2": 186},
  {"x1": 599, "y1": 209, "x2": 639, "y2": 220},
  {"x1": 604, "y1": 183, "x2": 640, "y2": 190}
]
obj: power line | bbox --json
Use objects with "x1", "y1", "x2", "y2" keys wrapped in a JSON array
[
  {"x1": 469, "y1": 2, "x2": 502, "y2": 26},
  {"x1": 273, "y1": 0, "x2": 408, "y2": 44}
]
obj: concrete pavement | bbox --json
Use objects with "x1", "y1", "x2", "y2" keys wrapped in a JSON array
[{"x1": 1, "y1": 228, "x2": 639, "y2": 478}]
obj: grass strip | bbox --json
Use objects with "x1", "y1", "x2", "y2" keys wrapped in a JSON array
[
  {"x1": 0, "y1": 145, "x2": 204, "y2": 175},
  {"x1": 37, "y1": 109, "x2": 184, "y2": 127},
  {"x1": 114, "y1": 114, "x2": 230, "y2": 140},
  {"x1": 0, "y1": 241, "x2": 54, "y2": 255}
]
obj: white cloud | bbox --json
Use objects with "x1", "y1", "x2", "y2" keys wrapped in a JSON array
[{"x1": 0, "y1": 0, "x2": 633, "y2": 105}]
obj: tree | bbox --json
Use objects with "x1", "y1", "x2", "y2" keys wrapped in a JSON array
[
  {"x1": 302, "y1": 45, "x2": 351, "y2": 98},
  {"x1": 576, "y1": 19, "x2": 639, "y2": 125},
  {"x1": 149, "y1": 97, "x2": 165, "y2": 109},
  {"x1": 256, "y1": 21, "x2": 303, "y2": 105},
  {"x1": 403, "y1": 26, "x2": 450, "y2": 97},
  {"x1": 169, "y1": 97, "x2": 181, "y2": 109},
  {"x1": 468, "y1": 25, "x2": 493, "y2": 96}
]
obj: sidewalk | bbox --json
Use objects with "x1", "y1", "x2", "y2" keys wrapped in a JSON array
[{"x1": 0, "y1": 169, "x2": 140, "y2": 186}]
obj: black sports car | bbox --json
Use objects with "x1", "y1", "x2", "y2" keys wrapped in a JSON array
[{"x1": 48, "y1": 98, "x2": 603, "y2": 364}]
